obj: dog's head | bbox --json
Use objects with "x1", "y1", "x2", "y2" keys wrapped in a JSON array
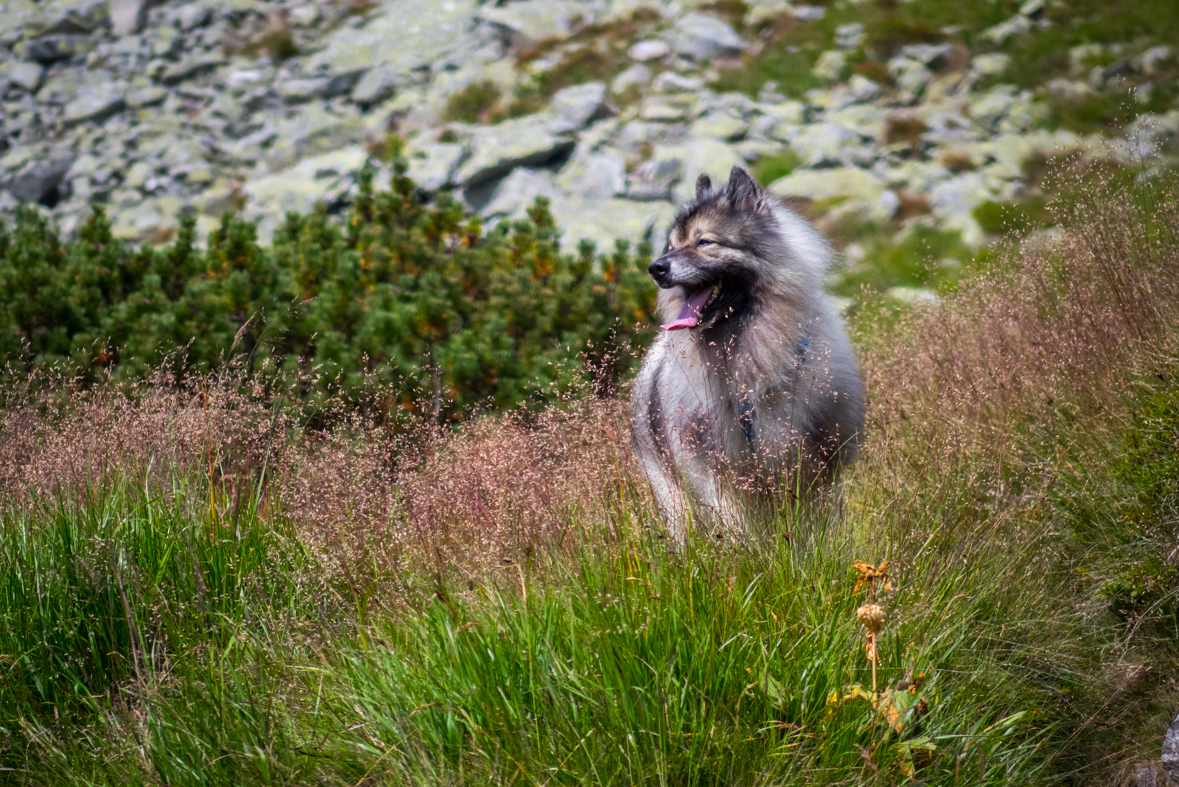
[{"x1": 649, "y1": 166, "x2": 827, "y2": 332}]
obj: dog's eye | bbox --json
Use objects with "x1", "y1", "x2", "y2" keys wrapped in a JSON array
[{"x1": 696, "y1": 239, "x2": 715, "y2": 247}]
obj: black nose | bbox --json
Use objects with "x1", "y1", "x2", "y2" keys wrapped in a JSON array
[{"x1": 648, "y1": 258, "x2": 669, "y2": 277}]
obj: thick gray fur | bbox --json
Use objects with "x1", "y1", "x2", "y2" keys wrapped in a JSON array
[{"x1": 631, "y1": 166, "x2": 865, "y2": 539}]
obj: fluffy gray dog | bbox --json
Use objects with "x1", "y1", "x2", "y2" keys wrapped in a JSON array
[{"x1": 631, "y1": 166, "x2": 865, "y2": 538}]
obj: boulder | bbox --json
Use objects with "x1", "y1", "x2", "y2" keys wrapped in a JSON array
[
  {"x1": 305, "y1": 0, "x2": 477, "y2": 82},
  {"x1": 670, "y1": 13, "x2": 745, "y2": 61},
  {"x1": 2, "y1": 155, "x2": 75, "y2": 204},
  {"x1": 404, "y1": 142, "x2": 466, "y2": 191},
  {"x1": 161, "y1": 53, "x2": 227, "y2": 86},
  {"x1": 629, "y1": 40, "x2": 670, "y2": 61},
  {"x1": 109, "y1": 0, "x2": 148, "y2": 35},
  {"x1": 547, "y1": 196, "x2": 676, "y2": 252},
  {"x1": 548, "y1": 82, "x2": 608, "y2": 134},
  {"x1": 455, "y1": 116, "x2": 576, "y2": 187},
  {"x1": 1162, "y1": 711, "x2": 1179, "y2": 785},
  {"x1": 61, "y1": 81, "x2": 126, "y2": 127},
  {"x1": 480, "y1": 168, "x2": 563, "y2": 218},
  {"x1": 555, "y1": 146, "x2": 627, "y2": 201},
  {"x1": 478, "y1": 0, "x2": 588, "y2": 47},
  {"x1": 0, "y1": 60, "x2": 44, "y2": 92},
  {"x1": 671, "y1": 138, "x2": 745, "y2": 204},
  {"x1": 768, "y1": 166, "x2": 896, "y2": 221},
  {"x1": 243, "y1": 146, "x2": 369, "y2": 221}
]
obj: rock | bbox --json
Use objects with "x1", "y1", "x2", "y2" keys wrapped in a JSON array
[
  {"x1": 847, "y1": 74, "x2": 880, "y2": 102},
  {"x1": 277, "y1": 78, "x2": 326, "y2": 105},
  {"x1": 306, "y1": 0, "x2": 477, "y2": 82},
  {"x1": 403, "y1": 141, "x2": 466, "y2": 191},
  {"x1": 612, "y1": 64, "x2": 652, "y2": 93},
  {"x1": 352, "y1": 66, "x2": 400, "y2": 106},
  {"x1": 289, "y1": 4, "x2": 319, "y2": 27},
  {"x1": 555, "y1": 145, "x2": 627, "y2": 201},
  {"x1": 1135, "y1": 765, "x2": 1160, "y2": 787},
  {"x1": 670, "y1": 13, "x2": 745, "y2": 61},
  {"x1": 478, "y1": 0, "x2": 588, "y2": 46},
  {"x1": 24, "y1": 35, "x2": 88, "y2": 66},
  {"x1": 629, "y1": 40, "x2": 670, "y2": 61},
  {"x1": 548, "y1": 82, "x2": 608, "y2": 134},
  {"x1": 982, "y1": 14, "x2": 1031, "y2": 44},
  {"x1": 125, "y1": 160, "x2": 153, "y2": 189},
  {"x1": 639, "y1": 93, "x2": 700, "y2": 122},
  {"x1": 256, "y1": 105, "x2": 369, "y2": 171},
  {"x1": 1134, "y1": 46, "x2": 1174, "y2": 76},
  {"x1": 652, "y1": 71, "x2": 704, "y2": 93},
  {"x1": 27, "y1": 0, "x2": 107, "y2": 36},
  {"x1": 455, "y1": 116, "x2": 576, "y2": 187},
  {"x1": 175, "y1": 2, "x2": 214, "y2": 30},
  {"x1": 835, "y1": 23, "x2": 865, "y2": 49},
  {"x1": 788, "y1": 122, "x2": 873, "y2": 167},
  {"x1": 972, "y1": 53, "x2": 1010, "y2": 78},
  {"x1": 126, "y1": 84, "x2": 166, "y2": 108},
  {"x1": 62, "y1": 81, "x2": 126, "y2": 127},
  {"x1": 243, "y1": 145, "x2": 370, "y2": 229},
  {"x1": 793, "y1": 5, "x2": 825, "y2": 20},
  {"x1": 768, "y1": 166, "x2": 895, "y2": 220},
  {"x1": 1, "y1": 155, "x2": 74, "y2": 204},
  {"x1": 110, "y1": 197, "x2": 183, "y2": 243},
  {"x1": 1044, "y1": 78, "x2": 1091, "y2": 100},
  {"x1": 813, "y1": 50, "x2": 846, "y2": 83},
  {"x1": 548, "y1": 196, "x2": 676, "y2": 252},
  {"x1": 161, "y1": 53, "x2": 227, "y2": 86},
  {"x1": 0, "y1": 60, "x2": 44, "y2": 92},
  {"x1": 480, "y1": 168, "x2": 563, "y2": 218},
  {"x1": 109, "y1": 0, "x2": 148, "y2": 35},
  {"x1": 929, "y1": 172, "x2": 993, "y2": 246},
  {"x1": 1162, "y1": 711, "x2": 1179, "y2": 784},
  {"x1": 691, "y1": 109, "x2": 748, "y2": 141}
]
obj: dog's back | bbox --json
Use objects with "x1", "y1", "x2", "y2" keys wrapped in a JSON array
[{"x1": 631, "y1": 166, "x2": 864, "y2": 537}]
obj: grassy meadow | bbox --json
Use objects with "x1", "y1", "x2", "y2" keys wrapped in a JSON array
[{"x1": 0, "y1": 166, "x2": 1177, "y2": 786}]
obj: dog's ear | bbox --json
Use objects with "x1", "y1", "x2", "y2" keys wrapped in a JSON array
[
  {"x1": 728, "y1": 166, "x2": 768, "y2": 213},
  {"x1": 695, "y1": 173, "x2": 712, "y2": 200}
]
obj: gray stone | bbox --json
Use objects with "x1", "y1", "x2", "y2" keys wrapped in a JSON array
[
  {"x1": 23, "y1": 35, "x2": 88, "y2": 66},
  {"x1": 278, "y1": 78, "x2": 330, "y2": 105},
  {"x1": 403, "y1": 141, "x2": 466, "y2": 191},
  {"x1": 812, "y1": 50, "x2": 846, "y2": 83},
  {"x1": 982, "y1": 14, "x2": 1031, "y2": 44},
  {"x1": 768, "y1": 166, "x2": 896, "y2": 221},
  {"x1": 612, "y1": 64, "x2": 652, "y2": 94},
  {"x1": 126, "y1": 84, "x2": 166, "y2": 108},
  {"x1": 351, "y1": 66, "x2": 399, "y2": 106},
  {"x1": 306, "y1": 0, "x2": 478, "y2": 81},
  {"x1": 480, "y1": 168, "x2": 563, "y2": 218},
  {"x1": 972, "y1": 53, "x2": 1010, "y2": 78},
  {"x1": 109, "y1": 0, "x2": 148, "y2": 35},
  {"x1": 0, "y1": 60, "x2": 44, "y2": 92},
  {"x1": 629, "y1": 40, "x2": 670, "y2": 61},
  {"x1": 670, "y1": 13, "x2": 745, "y2": 61},
  {"x1": 548, "y1": 196, "x2": 676, "y2": 252},
  {"x1": 162, "y1": 53, "x2": 227, "y2": 86},
  {"x1": 243, "y1": 146, "x2": 370, "y2": 232},
  {"x1": 556, "y1": 146, "x2": 626, "y2": 201},
  {"x1": 652, "y1": 71, "x2": 704, "y2": 93},
  {"x1": 1, "y1": 155, "x2": 74, "y2": 203},
  {"x1": 62, "y1": 81, "x2": 126, "y2": 127},
  {"x1": 260, "y1": 104, "x2": 369, "y2": 170},
  {"x1": 691, "y1": 109, "x2": 747, "y2": 141},
  {"x1": 478, "y1": 0, "x2": 587, "y2": 46},
  {"x1": 176, "y1": 2, "x2": 214, "y2": 30},
  {"x1": 1162, "y1": 711, "x2": 1179, "y2": 784},
  {"x1": 548, "y1": 82, "x2": 608, "y2": 134},
  {"x1": 788, "y1": 122, "x2": 871, "y2": 167},
  {"x1": 455, "y1": 116, "x2": 576, "y2": 187},
  {"x1": 27, "y1": 0, "x2": 107, "y2": 36},
  {"x1": 639, "y1": 93, "x2": 699, "y2": 122}
]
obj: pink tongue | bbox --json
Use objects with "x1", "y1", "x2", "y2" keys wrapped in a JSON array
[{"x1": 661, "y1": 286, "x2": 714, "y2": 331}]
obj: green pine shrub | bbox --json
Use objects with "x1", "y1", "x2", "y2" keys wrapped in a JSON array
[{"x1": 0, "y1": 161, "x2": 659, "y2": 423}]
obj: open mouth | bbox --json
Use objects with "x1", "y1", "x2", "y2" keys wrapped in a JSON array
[{"x1": 661, "y1": 282, "x2": 722, "y2": 331}]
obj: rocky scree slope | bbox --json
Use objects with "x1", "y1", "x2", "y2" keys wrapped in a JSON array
[{"x1": 0, "y1": 0, "x2": 1177, "y2": 270}]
